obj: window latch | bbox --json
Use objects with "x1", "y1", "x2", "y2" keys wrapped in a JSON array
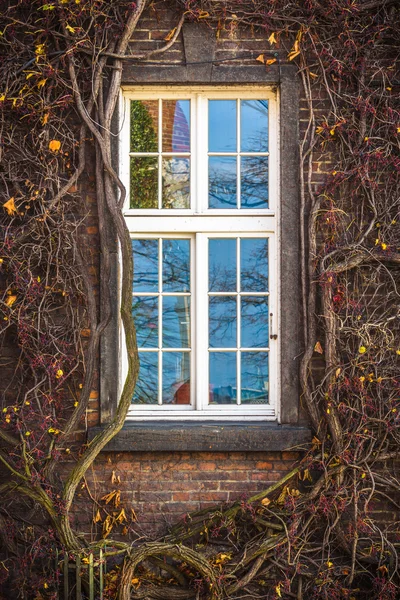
[{"x1": 270, "y1": 312, "x2": 278, "y2": 340}]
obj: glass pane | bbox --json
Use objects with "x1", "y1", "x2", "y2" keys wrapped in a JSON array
[
  {"x1": 162, "y1": 157, "x2": 190, "y2": 209},
  {"x1": 163, "y1": 239, "x2": 190, "y2": 292},
  {"x1": 162, "y1": 296, "x2": 190, "y2": 348},
  {"x1": 241, "y1": 238, "x2": 268, "y2": 292},
  {"x1": 209, "y1": 156, "x2": 237, "y2": 208},
  {"x1": 241, "y1": 297, "x2": 269, "y2": 348},
  {"x1": 132, "y1": 352, "x2": 158, "y2": 404},
  {"x1": 130, "y1": 157, "x2": 158, "y2": 209},
  {"x1": 241, "y1": 100, "x2": 268, "y2": 152},
  {"x1": 208, "y1": 100, "x2": 237, "y2": 152},
  {"x1": 209, "y1": 239, "x2": 236, "y2": 292},
  {"x1": 241, "y1": 156, "x2": 268, "y2": 209},
  {"x1": 209, "y1": 296, "x2": 237, "y2": 348},
  {"x1": 130, "y1": 100, "x2": 158, "y2": 152},
  {"x1": 209, "y1": 352, "x2": 237, "y2": 404},
  {"x1": 162, "y1": 100, "x2": 190, "y2": 152},
  {"x1": 241, "y1": 352, "x2": 269, "y2": 404},
  {"x1": 162, "y1": 351, "x2": 190, "y2": 404},
  {"x1": 132, "y1": 239, "x2": 158, "y2": 292},
  {"x1": 132, "y1": 297, "x2": 158, "y2": 348}
]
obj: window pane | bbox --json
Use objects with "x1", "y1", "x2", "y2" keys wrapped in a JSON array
[
  {"x1": 132, "y1": 297, "x2": 158, "y2": 348},
  {"x1": 162, "y1": 100, "x2": 190, "y2": 152},
  {"x1": 241, "y1": 238, "x2": 268, "y2": 292},
  {"x1": 132, "y1": 352, "x2": 158, "y2": 404},
  {"x1": 209, "y1": 352, "x2": 237, "y2": 404},
  {"x1": 132, "y1": 239, "x2": 158, "y2": 292},
  {"x1": 163, "y1": 239, "x2": 190, "y2": 292},
  {"x1": 241, "y1": 156, "x2": 268, "y2": 209},
  {"x1": 241, "y1": 352, "x2": 269, "y2": 404},
  {"x1": 130, "y1": 100, "x2": 158, "y2": 152},
  {"x1": 162, "y1": 296, "x2": 190, "y2": 348},
  {"x1": 162, "y1": 157, "x2": 190, "y2": 209},
  {"x1": 130, "y1": 157, "x2": 158, "y2": 209},
  {"x1": 241, "y1": 297, "x2": 269, "y2": 348},
  {"x1": 209, "y1": 156, "x2": 237, "y2": 208},
  {"x1": 209, "y1": 239, "x2": 236, "y2": 292},
  {"x1": 241, "y1": 100, "x2": 268, "y2": 152},
  {"x1": 209, "y1": 296, "x2": 237, "y2": 348},
  {"x1": 208, "y1": 100, "x2": 236, "y2": 152},
  {"x1": 162, "y1": 351, "x2": 190, "y2": 404}
]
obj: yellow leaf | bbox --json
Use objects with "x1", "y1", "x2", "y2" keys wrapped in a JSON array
[
  {"x1": 102, "y1": 515, "x2": 113, "y2": 538},
  {"x1": 276, "y1": 583, "x2": 282, "y2": 597},
  {"x1": 309, "y1": 71, "x2": 318, "y2": 79},
  {"x1": 37, "y1": 79, "x2": 47, "y2": 89},
  {"x1": 5, "y1": 295, "x2": 17, "y2": 307},
  {"x1": 49, "y1": 139, "x2": 61, "y2": 152},
  {"x1": 131, "y1": 577, "x2": 140, "y2": 587},
  {"x1": 115, "y1": 508, "x2": 127, "y2": 524},
  {"x1": 261, "y1": 496, "x2": 271, "y2": 506},
  {"x1": 314, "y1": 341, "x2": 323, "y2": 354},
  {"x1": 359, "y1": 346, "x2": 367, "y2": 354},
  {"x1": 93, "y1": 509, "x2": 102, "y2": 523},
  {"x1": 0, "y1": 94, "x2": 5, "y2": 101},
  {"x1": 131, "y1": 507, "x2": 137, "y2": 521},
  {"x1": 3, "y1": 197, "x2": 17, "y2": 216},
  {"x1": 66, "y1": 24, "x2": 75, "y2": 33},
  {"x1": 265, "y1": 58, "x2": 277, "y2": 65},
  {"x1": 335, "y1": 368, "x2": 341, "y2": 378},
  {"x1": 35, "y1": 44, "x2": 45, "y2": 56},
  {"x1": 268, "y1": 32, "x2": 277, "y2": 45},
  {"x1": 256, "y1": 54, "x2": 265, "y2": 64},
  {"x1": 164, "y1": 27, "x2": 177, "y2": 41},
  {"x1": 56, "y1": 369, "x2": 63, "y2": 379},
  {"x1": 288, "y1": 40, "x2": 300, "y2": 61}
]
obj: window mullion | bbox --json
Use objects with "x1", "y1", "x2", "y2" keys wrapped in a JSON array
[{"x1": 195, "y1": 233, "x2": 208, "y2": 410}]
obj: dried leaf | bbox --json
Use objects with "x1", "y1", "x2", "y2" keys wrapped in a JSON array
[
  {"x1": 335, "y1": 367, "x2": 341, "y2": 378},
  {"x1": 49, "y1": 139, "x2": 61, "y2": 152},
  {"x1": 41, "y1": 113, "x2": 49, "y2": 125},
  {"x1": 115, "y1": 508, "x2": 126, "y2": 524},
  {"x1": 111, "y1": 470, "x2": 120, "y2": 484},
  {"x1": 261, "y1": 497, "x2": 271, "y2": 506},
  {"x1": 268, "y1": 32, "x2": 277, "y2": 45},
  {"x1": 3, "y1": 197, "x2": 17, "y2": 216},
  {"x1": 93, "y1": 509, "x2": 102, "y2": 523},
  {"x1": 256, "y1": 54, "x2": 265, "y2": 64},
  {"x1": 314, "y1": 341, "x2": 323, "y2": 354},
  {"x1": 102, "y1": 514, "x2": 113, "y2": 538},
  {"x1": 37, "y1": 79, "x2": 47, "y2": 89},
  {"x1": 164, "y1": 27, "x2": 177, "y2": 41},
  {"x1": 265, "y1": 58, "x2": 277, "y2": 65},
  {"x1": 5, "y1": 295, "x2": 16, "y2": 308},
  {"x1": 101, "y1": 489, "x2": 118, "y2": 505},
  {"x1": 66, "y1": 24, "x2": 75, "y2": 34},
  {"x1": 131, "y1": 507, "x2": 137, "y2": 522}
]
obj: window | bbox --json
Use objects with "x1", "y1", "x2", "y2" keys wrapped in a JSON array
[{"x1": 119, "y1": 88, "x2": 279, "y2": 420}]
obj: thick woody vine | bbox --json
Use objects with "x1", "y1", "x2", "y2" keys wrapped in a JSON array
[{"x1": 0, "y1": 1, "x2": 399, "y2": 599}]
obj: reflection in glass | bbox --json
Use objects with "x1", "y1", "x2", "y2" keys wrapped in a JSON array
[
  {"x1": 241, "y1": 352, "x2": 269, "y2": 404},
  {"x1": 209, "y1": 157, "x2": 237, "y2": 208},
  {"x1": 130, "y1": 157, "x2": 158, "y2": 209},
  {"x1": 132, "y1": 352, "x2": 158, "y2": 404},
  {"x1": 241, "y1": 157, "x2": 268, "y2": 209},
  {"x1": 132, "y1": 239, "x2": 158, "y2": 292},
  {"x1": 162, "y1": 351, "x2": 190, "y2": 404},
  {"x1": 241, "y1": 100, "x2": 269, "y2": 152},
  {"x1": 162, "y1": 157, "x2": 190, "y2": 209},
  {"x1": 209, "y1": 352, "x2": 237, "y2": 404},
  {"x1": 162, "y1": 100, "x2": 190, "y2": 152},
  {"x1": 241, "y1": 238, "x2": 268, "y2": 292},
  {"x1": 208, "y1": 100, "x2": 236, "y2": 152},
  {"x1": 209, "y1": 239, "x2": 236, "y2": 292},
  {"x1": 163, "y1": 239, "x2": 190, "y2": 292},
  {"x1": 241, "y1": 297, "x2": 269, "y2": 348},
  {"x1": 132, "y1": 297, "x2": 158, "y2": 348},
  {"x1": 130, "y1": 100, "x2": 158, "y2": 152},
  {"x1": 162, "y1": 296, "x2": 190, "y2": 348},
  {"x1": 209, "y1": 296, "x2": 237, "y2": 348}
]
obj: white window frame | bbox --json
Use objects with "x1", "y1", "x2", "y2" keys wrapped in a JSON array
[{"x1": 119, "y1": 87, "x2": 280, "y2": 421}]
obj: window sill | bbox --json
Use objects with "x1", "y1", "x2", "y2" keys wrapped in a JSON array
[{"x1": 88, "y1": 422, "x2": 311, "y2": 452}]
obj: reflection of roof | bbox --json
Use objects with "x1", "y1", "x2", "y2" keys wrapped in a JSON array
[
  {"x1": 212, "y1": 386, "x2": 268, "y2": 403},
  {"x1": 172, "y1": 103, "x2": 190, "y2": 152}
]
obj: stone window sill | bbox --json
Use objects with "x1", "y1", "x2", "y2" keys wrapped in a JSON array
[{"x1": 88, "y1": 422, "x2": 311, "y2": 452}]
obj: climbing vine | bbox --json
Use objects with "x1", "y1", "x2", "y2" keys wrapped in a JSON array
[{"x1": 0, "y1": 0, "x2": 399, "y2": 599}]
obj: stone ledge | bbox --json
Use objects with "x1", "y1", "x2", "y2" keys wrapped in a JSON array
[{"x1": 88, "y1": 422, "x2": 311, "y2": 452}]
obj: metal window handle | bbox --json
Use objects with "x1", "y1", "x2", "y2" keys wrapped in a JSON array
[{"x1": 270, "y1": 312, "x2": 278, "y2": 340}]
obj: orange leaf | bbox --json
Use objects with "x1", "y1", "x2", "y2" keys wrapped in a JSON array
[
  {"x1": 49, "y1": 139, "x2": 61, "y2": 152},
  {"x1": 265, "y1": 58, "x2": 277, "y2": 65},
  {"x1": 256, "y1": 54, "x2": 265, "y2": 64},
  {"x1": 261, "y1": 497, "x2": 271, "y2": 506},
  {"x1": 3, "y1": 197, "x2": 17, "y2": 216},
  {"x1": 164, "y1": 27, "x2": 177, "y2": 41},
  {"x1": 268, "y1": 32, "x2": 277, "y2": 45},
  {"x1": 5, "y1": 295, "x2": 17, "y2": 308},
  {"x1": 314, "y1": 341, "x2": 323, "y2": 354},
  {"x1": 93, "y1": 509, "x2": 102, "y2": 524},
  {"x1": 41, "y1": 113, "x2": 49, "y2": 125}
]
